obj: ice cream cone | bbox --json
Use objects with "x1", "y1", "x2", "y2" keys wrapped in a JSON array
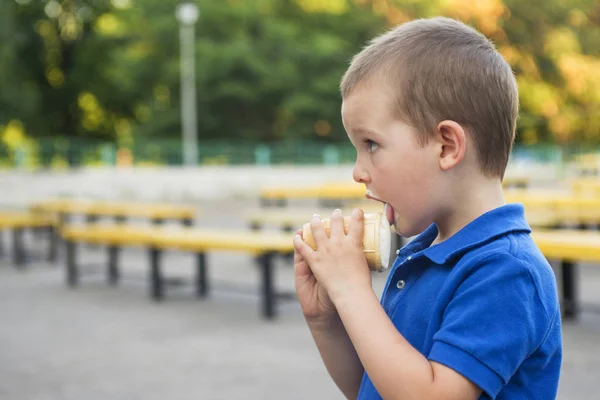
[{"x1": 302, "y1": 212, "x2": 392, "y2": 272}]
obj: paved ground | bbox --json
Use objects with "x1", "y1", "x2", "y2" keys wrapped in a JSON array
[{"x1": 1, "y1": 199, "x2": 599, "y2": 399}]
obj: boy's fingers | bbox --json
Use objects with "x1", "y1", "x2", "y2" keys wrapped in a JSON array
[
  {"x1": 329, "y1": 209, "x2": 345, "y2": 237},
  {"x1": 348, "y1": 208, "x2": 365, "y2": 240},
  {"x1": 293, "y1": 229, "x2": 305, "y2": 265},
  {"x1": 309, "y1": 214, "x2": 328, "y2": 245},
  {"x1": 294, "y1": 233, "x2": 314, "y2": 264},
  {"x1": 293, "y1": 246, "x2": 304, "y2": 265}
]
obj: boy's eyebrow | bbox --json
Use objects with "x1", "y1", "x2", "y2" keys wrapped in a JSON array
[{"x1": 352, "y1": 127, "x2": 382, "y2": 138}]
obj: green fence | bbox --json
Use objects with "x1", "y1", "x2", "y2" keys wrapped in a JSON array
[
  {"x1": 0, "y1": 138, "x2": 360, "y2": 169},
  {"x1": 0, "y1": 138, "x2": 597, "y2": 170}
]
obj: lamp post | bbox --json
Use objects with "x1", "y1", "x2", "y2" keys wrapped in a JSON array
[{"x1": 176, "y1": 3, "x2": 199, "y2": 166}]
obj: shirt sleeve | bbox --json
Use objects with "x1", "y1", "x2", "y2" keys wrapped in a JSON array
[{"x1": 427, "y1": 253, "x2": 553, "y2": 398}]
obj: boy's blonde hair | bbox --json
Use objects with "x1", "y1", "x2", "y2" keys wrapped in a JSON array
[{"x1": 340, "y1": 17, "x2": 519, "y2": 179}]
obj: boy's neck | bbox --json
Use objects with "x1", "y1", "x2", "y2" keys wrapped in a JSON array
[{"x1": 431, "y1": 176, "x2": 505, "y2": 247}]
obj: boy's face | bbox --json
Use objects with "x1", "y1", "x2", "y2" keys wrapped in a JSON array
[{"x1": 341, "y1": 80, "x2": 443, "y2": 238}]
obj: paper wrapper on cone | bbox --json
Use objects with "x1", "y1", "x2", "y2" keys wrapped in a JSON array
[{"x1": 302, "y1": 212, "x2": 392, "y2": 272}]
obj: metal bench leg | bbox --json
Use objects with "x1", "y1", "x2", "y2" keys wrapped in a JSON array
[
  {"x1": 50, "y1": 227, "x2": 59, "y2": 261},
  {"x1": 196, "y1": 252, "x2": 208, "y2": 297},
  {"x1": 276, "y1": 199, "x2": 287, "y2": 208},
  {"x1": 259, "y1": 253, "x2": 276, "y2": 319},
  {"x1": 108, "y1": 245, "x2": 120, "y2": 285},
  {"x1": 0, "y1": 230, "x2": 4, "y2": 258},
  {"x1": 13, "y1": 228, "x2": 25, "y2": 268},
  {"x1": 562, "y1": 261, "x2": 578, "y2": 320},
  {"x1": 66, "y1": 240, "x2": 78, "y2": 287},
  {"x1": 149, "y1": 247, "x2": 164, "y2": 300},
  {"x1": 31, "y1": 226, "x2": 44, "y2": 242},
  {"x1": 249, "y1": 223, "x2": 268, "y2": 265},
  {"x1": 259, "y1": 197, "x2": 270, "y2": 208},
  {"x1": 46, "y1": 226, "x2": 57, "y2": 262},
  {"x1": 60, "y1": 213, "x2": 69, "y2": 225},
  {"x1": 50, "y1": 213, "x2": 68, "y2": 261},
  {"x1": 85, "y1": 215, "x2": 100, "y2": 249}
]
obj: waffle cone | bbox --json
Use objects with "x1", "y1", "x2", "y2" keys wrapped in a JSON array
[{"x1": 301, "y1": 212, "x2": 392, "y2": 272}]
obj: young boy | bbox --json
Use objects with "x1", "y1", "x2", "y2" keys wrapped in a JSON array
[{"x1": 293, "y1": 17, "x2": 562, "y2": 400}]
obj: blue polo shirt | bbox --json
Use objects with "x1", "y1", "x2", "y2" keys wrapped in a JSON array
[{"x1": 357, "y1": 204, "x2": 562, "y2": 400}]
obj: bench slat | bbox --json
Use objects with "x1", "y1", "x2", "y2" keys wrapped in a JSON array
[
  {"x1": 532, "y1": 230, "x2": 600, "y2": 263},
  {"x1": 61, "y1": 225, "x2": 294, "y2": 255},
  {"x1": 31, "y1": 200, "x2": 196, "y2": 220},
  {"x1": 0, "y1": 212, "x2": 56, "y2": 229}
]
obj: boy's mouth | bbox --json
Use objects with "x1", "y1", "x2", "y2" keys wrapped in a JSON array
[{"x1": 365, "y1": 190, "x2": 396, "y2": 226}]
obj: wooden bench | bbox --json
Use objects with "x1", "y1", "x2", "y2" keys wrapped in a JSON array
[
  {"x1": 31, "y1": 199, "x2": 199, "y2": 260},
  {"x1": 0, "y1": 212, "x2": 56, "y2": 266},
  {"x1": 570, "y1": 178, "x2": 600, "y2": 197},
  {"x1": 259, "y1": 182, "x2": 367, "y2": 208},
  {"x1": 532, "y1": 229, "x2": 600, "y2": 320},
  {"x1": 505, "y1": 191, "x2": 600, "y2": 228},
  {"x1": 31, "y1": 199, "x2": 197, "y2": 225},
  {"x1": 60, "y1": 224, "x2": 294, "y2": 319}
]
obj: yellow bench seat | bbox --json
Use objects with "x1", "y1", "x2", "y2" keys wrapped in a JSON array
[
  {"x1": 0, "y1": 212, "x2": 56, "y2": 228},
  {"x1": 31, "y1": 199, "x2": 196, "y2": 221},
  {"x1": 532, "y1": 230, "x2": 600, "y2": 263},
  {"x1": 0, "y1": 212, "x2": 56, "y2": 265},
  {"x1": 61, "y1": 225, "x2": 294, "y2": 255},
  {"x1": 260, "y1": 182, "x2": 366, "y2": 201},
  {"x1": 505, "y1": 192, "x2": 600, "y2": 225}
]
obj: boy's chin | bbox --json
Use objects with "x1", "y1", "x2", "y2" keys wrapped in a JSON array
[{"x1": 394, "y1": 220, "x2": 425, "y2": 239}]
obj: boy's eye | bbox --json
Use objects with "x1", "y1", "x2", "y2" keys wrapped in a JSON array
[{"x1": 365, "y1": 139, "x2": 379, "y2": 153}]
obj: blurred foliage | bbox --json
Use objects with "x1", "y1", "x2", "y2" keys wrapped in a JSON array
[{"x1": 0, "y1": 0, "x2": 598, "y2": 156}]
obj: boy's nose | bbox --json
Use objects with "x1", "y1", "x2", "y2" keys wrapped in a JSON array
[{"x1": 352, "y1": 162, "x2": 371, "y2": 184}]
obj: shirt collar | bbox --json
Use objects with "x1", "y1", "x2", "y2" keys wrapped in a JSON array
[{"x1": 402, "y1": 203, "x2": 531, "y2": 265}]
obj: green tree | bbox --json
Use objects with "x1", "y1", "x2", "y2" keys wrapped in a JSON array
[{"x1": 1, "y1": 0, "x2": 599, "y2": 152}]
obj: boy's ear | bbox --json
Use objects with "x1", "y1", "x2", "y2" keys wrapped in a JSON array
[{"x1": 436, "y1": 120, "x2": 466, "y2": 171}]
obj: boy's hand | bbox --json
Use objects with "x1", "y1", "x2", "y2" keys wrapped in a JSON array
[
  {"x1": 293, "y1": 228, "x2": 337, "y2": 324},
  {"x1": 294, "y1": 208, "x2": 372, "y2": 306}
]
